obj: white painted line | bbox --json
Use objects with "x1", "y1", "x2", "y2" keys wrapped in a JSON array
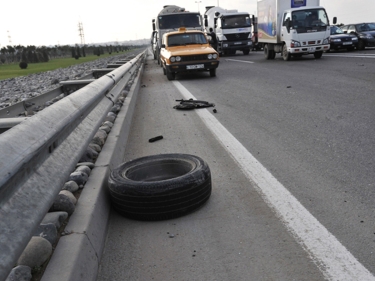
[
  {"x1": 225, "y1": 59, "x2": 255, "y2": 63},
  {"x1": 324, "y1": 54, "x2": 375, "y2": 59},
  {"x1": 172, "y1": 80, "x2": 375, "y2": 281}
]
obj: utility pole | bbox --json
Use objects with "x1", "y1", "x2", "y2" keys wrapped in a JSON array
[
  {"x1": 78, "y1": 22, "x2": 85, "y2": 45},
  {"x1": 195, "y1": 1, "x2": 201, "y2": 13},
  {"x1": 7, "y1": 30, "x2": 12, "y2": 45}
]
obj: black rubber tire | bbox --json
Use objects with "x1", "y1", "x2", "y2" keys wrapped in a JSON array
[
  {"x1": 209, "y1": 68, "x2": 216, "y2": 77},
  {"x1": 264, "y1": 44, "x2": 275, "y2": 60},
  {"x1": 358, "y1": 40, "x2": 365, "y2": 50},
  {"x1": 108, "y1": 154, "x2": 212, "y2": 221},
  {"x1": 282, "y1": 44, "x2": 291, "y2": 61},
  {"x1": 166, "y1": 68, "x2": 175, "y2": 80},
  {"x1": 314, "y1": 51, "x2": 323, "y2": 59},
  {"x1": 243, "y1": 49, "x2": 250, "y2": 55}
]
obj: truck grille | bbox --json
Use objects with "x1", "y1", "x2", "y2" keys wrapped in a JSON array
[
  {"x1": 180, "y1": 54, "x2": 208, "y2": 61},
  {"x1": 225, "y1": 33, "x2": 251, "y2": 41}
]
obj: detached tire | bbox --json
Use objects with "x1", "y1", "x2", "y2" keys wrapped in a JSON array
[{"x1": 108, "y1": 154, "x2": 212, "y2": 221}]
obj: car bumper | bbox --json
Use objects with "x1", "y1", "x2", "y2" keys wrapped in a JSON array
[
  {"x1": 330, "y1": 42, "x2": 358, "y2": 49},
  {"x1": 166, "y1": 61, "x2": 219, "y2": 73},
  {"x1": 220, "y1": 40, "x2": 252, "y2": 50},
  {"x1": 364, "y1": 38, "x2": 375, "y2": 47},
  {"x1": 289, "y1": 44, "x2": 330, "y2": 54}
]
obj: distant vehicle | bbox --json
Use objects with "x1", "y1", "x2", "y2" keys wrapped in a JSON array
[
  {"x1": 329, "y1": 26, "x2": 358, "y2": 51},
  {"x1": 151, "y1": 5, "x2": 204, "y2": 65},
  {"x1": 257, "y1": 0, "x2": 334, "y2": 61},
  {"x1": 159, "y1": 27, "x2": 220, "y2": 81},
  {"x1": 203, "y1": 6, "x2": 253, "y2": 56},
  {"x1": 340, "y1": 23, "x2": 375, "y2": 50}
]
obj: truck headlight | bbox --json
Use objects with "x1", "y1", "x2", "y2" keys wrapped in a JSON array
[
  {"x1": 290, "y1": 40, "x2": 301, "y2": 47},
  {"x1": 223, "y1": 43, "x2": 228, "y2": 48},
  {"x1": 323, "y1": 38, "x2": 329, "y2": 44}
]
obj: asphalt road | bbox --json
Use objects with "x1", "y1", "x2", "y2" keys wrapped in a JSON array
[{"x1": 97, "y1": 49, "x2": 375, "y2": 280}]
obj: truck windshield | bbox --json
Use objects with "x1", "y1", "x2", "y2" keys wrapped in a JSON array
[
  {"x1": 167, "y1": 33, "x2": 207, "y2": 46},
  {"x1": 289, "y1": 8, "x2": 329, "y2": 33},
  {"x1": 221, "y1": 15, "x2": 251, "y2": 29},
  {"x1": 158, "y1": 14, "x2": 202, "y2": 29}
]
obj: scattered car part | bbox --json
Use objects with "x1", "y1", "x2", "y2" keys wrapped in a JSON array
[
  {"x1": 174, "y1": 99, "x2": 215, "y2": 110},
  {"x1": 108, "y1": 153, "x2": 212, "y2": 221}
]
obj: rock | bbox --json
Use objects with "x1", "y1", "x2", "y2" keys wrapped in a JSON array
[
  {"x1": 33, "y1": 223, "x2": 58, "y2": 245},
  {"x1": 42, "y1": 211, "x2": 68, "y2": 229},
  {"x1": 69, "y1": 171, "x2": 88, "y2": 187},
  {"x1": 75, "y1": 165, "x2": 91, "y2": 177},
  {"x1": 17, "y1": 237, "x2": 52, "y2": 268},
  {"x1": 62, "y1": 181, "x2": 79, "y2": 193},
  {"x1": 59, "y1": 190, "x2": 77, "y2": 205},
  {"x1": 5, "y1": 265, "x2": 32, "y2": 281},
  {"x1": 50, "y1": 194, "x2": 75, "y2": 215}
]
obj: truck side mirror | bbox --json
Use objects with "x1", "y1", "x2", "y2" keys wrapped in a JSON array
[
  {"x1": 214, "y1": 18, "x2": 217, "y2": 28},
  {"x1": 204, "y1": 15, "x2": 208, "y2": 27},
  {"x1": 152, "y1": 19, "x2": 155, "y2": 31},
  {"x1": 252, "y1": 15, "x2": 255, "y2": 25},
  {"x1": 333, "y1": 17, "x2": 337, "y2": 24},
  {"x1": 285, "y1": 18, "x2": 291, "y2": 32}
]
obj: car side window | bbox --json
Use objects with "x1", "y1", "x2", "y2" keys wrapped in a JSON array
[
  {"x1": 348, "y1": 25, "x2": 356, "y2": 33},
  {"x1": 340, "y1": 25, "x2": 348, "y2": 33}
]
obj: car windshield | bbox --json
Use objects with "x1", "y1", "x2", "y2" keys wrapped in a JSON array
[
  {"x1": 331, "y1": 26, "x2": 344, "y2": 35},
  {"x1": 356, "y1": 23, "x2": 375, "y2": 31},
  {"x1": 167, "y1": 33, "x2": 207, "y2": 46}
]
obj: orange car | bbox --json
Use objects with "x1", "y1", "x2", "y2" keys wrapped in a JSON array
[{"x1": 160, "y1": 27, "x2": 220, "y2": 81}]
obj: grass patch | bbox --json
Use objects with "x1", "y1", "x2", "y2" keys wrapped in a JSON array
[{"x1": 0, "y1": 52, "x2": 128, "y2": 81}]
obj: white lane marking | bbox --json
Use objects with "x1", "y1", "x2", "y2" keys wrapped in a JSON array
[
  {"x1": 172, "y1": 80, "x2": 375, "y2": 281},
  {"x1": 225, "y1": 59, "x2": 255, "y2": 63},
  {"x1": 324, "y1": 54, "x2": 375, "y2": 59}
]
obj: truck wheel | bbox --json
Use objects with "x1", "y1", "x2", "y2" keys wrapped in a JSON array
[
  {"x1": 314, "y1": 51, "x2": 323, "y2": 59},
  {"x1": 243, "y1": 49, "x2": 250, "y2": 55},
  {"x1": 282, "y1": 44, "x2": 291, "y2": 61},
  {"x1": 209, "y1": 68, "x2": 216, "y2": 77},
  {"x1": 264, "y1": 44, "x2": 275, "y2": 60},
  {"x1": 166, "y1": 68, "x2": 175, "y2": 81},
  {"x1": 108, "y1": 154, "x2": 212, "y2": 221}
]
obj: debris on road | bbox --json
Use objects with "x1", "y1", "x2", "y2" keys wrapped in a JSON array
[
  {"x1": 149, "y1": 135, "x2": 163, "y2": 142},
  {"x1": 174, "y1": 99, "x2": 215, "y2": 110}
]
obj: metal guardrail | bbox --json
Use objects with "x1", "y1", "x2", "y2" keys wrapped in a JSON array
[{"x1": 0, "y1": 50, "x2": 146, "y2": 281}]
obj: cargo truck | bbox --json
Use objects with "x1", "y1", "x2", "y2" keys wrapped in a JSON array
[
  {"x1": 151, "y1": 5, "x2": 204, "y2": 65},
  {"x1": 204, "y1": 6, "x2": 253, "y2": 55},
  {"x1": 257, "y1": 0, "x2": 336, "y2": 60}
]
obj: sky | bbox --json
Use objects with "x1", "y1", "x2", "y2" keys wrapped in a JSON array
[{"x1": 0, "y1": 0, "x2": 374, "y2": 47}]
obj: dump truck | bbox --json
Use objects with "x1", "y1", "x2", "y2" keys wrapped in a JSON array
[
  {"x1": 204, "y1": 6, "x2": 253, "y2": 55},
  {"x1": 257, "y1": 0, "x2": 336, "y2": 60},
  {"x1": 151, "y1": 5, "x2": 204, "y2": 65}
]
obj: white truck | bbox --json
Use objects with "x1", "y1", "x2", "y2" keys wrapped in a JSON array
[
  {"x1": 151, "y1": 5, "x2": 204, "y2": 65},
  {"x1": 203, "y1": 6, "x2": 253, "y2": 55},
  {"x1": 257, "y1": 0, "x2": 336, "y2": 60}
]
